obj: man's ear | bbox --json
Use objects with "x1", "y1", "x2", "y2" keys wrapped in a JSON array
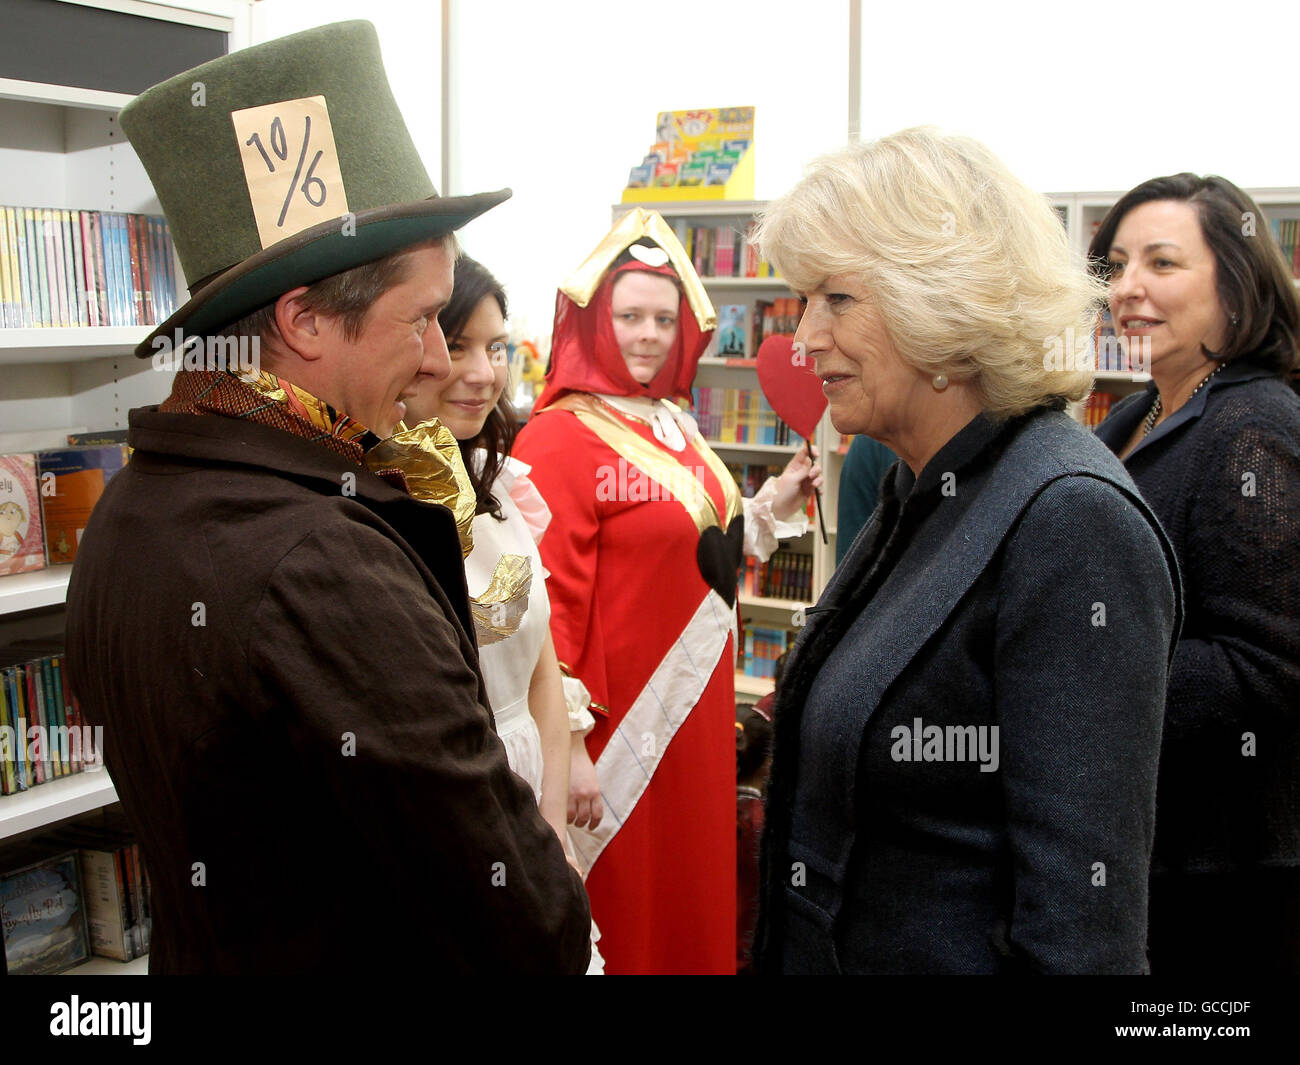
[{"x1": 274, "y1": 287, "x2": 330, "y2": 362}]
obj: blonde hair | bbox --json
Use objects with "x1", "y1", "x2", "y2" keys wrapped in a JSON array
[{"x1": 753, "y1": 128, "x2": 1105, "y2": 417}]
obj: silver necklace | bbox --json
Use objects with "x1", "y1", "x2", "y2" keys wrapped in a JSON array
[{"x1": 1142, "y1": 363, "x2": 1225, "y2": 437}]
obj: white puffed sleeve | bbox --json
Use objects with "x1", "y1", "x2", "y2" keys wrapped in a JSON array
[{"x1": 743, "y1": 476, "x2": 810, "y2": 563}]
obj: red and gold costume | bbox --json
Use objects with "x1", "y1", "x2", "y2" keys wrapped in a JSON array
[{"x1": 515, "y1": 211, "x2": 746, "y2": 974}]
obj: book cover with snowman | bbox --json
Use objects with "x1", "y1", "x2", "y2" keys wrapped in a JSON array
[{"x1": 0, "y1": 454, "x2": 45, "y2": 577}]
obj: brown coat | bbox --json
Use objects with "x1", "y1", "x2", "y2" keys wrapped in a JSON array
[{"x1": 65, "y1": 406, "x2": 590, "y2": 974}]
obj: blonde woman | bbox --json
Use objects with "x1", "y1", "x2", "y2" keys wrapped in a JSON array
[{"x1": 753, "y1": 128, "x2": 1181, "y2": 974}]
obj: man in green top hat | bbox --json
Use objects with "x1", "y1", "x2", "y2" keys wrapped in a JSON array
[{"x1": 65, "y1": 21, "x2": 591, "y2": 975}]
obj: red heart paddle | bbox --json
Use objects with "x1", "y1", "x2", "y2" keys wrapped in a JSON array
[
  {"x1": 755, "y1": 334, "x2": 826, "y2": 440},
  {"x1": 754, "y1": 334, "x2": 828, "y2": 544}
]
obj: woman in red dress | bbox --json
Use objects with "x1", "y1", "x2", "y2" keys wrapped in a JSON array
[{"x1": 515, "y1": 209, "x2": 819, "y2": 974}]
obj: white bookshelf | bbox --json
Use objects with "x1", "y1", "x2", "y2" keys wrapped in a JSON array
[
  {"x1": 706, "y1": 440, "x2": 802, "y2": 456},
  {"x1": 0, "y1": 771, "x2": 119, "y2": 842},
  {"x1": 0, "y1": 78, "x2": 132, "y2": 113},
  {"x1": 740, "y1": 594, "x2": 809, "y2": 612},
  {"x1": 734, "y1": 671, "x2": 774, "y2": 698},
  {"x1": 0, "y1": 326, "x2": 154, "y2": 366},
  {"x1": 0, "y1": 85, "x2": 176, "y2": 431},
  {"x1": 0, "y1": 5, "x2": 250, "y2": 977},
  {"x1": 0, "y1": 568, "x2": 71, "y2": 615},
  {"x1": 700, "y1": 276, "x2": 787, "y2": 291},
  {"x1": 65, "y1": 953, "x2": 149, "y2": 975}
]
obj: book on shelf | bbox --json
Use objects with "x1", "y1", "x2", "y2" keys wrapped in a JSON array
[
  {"x1": 753, "y1": 298, "x2": 800, "y2": 345},
  {"x1": 0, "y1": 642, "x2": 101, "y2": 796},
  {"x1": 739, "y1": 545, "x2": 813, "y2": 602},
  {"x1": 48, "y1": 822, "x2": 152, "y2": 962},
  {"x1": 625, "y1": 108, "x2": 754, "y2": 192},
  {"x1": 674, "y1": 219, "x2": 777, "y2": 278},
  {"x1": 739, "y1": 623, "x2": 798, "y2": 679},
  {"x1": 724, "y1": 461, "x2": 784, "y2": 499},
  {"x1": 0, "y1": 205, "x2": 178, "y2": 329},
  {"x1": 1081, "y1": 391, "x2": 1118, "y2": 430},
  {"x1": 0, "y1": 845, "x2": 90, "y2": 975},
  {"x1": 693, "y1": 386, "x2": 793, "y2": 445},
  {"x1": 0, "y1": 443, "x2": 125, "y2": 572},
  {"x1": 36, "y1": 445, "x2": 129, "y2": 566},
  {"x1": 65, "y1": 429, "x2": 130, "y2": 447},
  {"x1": 716, "y1": 304, "x2": 746, "y2": 356},
  {"x1": 1269, "y1": 217, "x2": 1300, "y2": 280},
  {"x1": 0, "y1": 454, "x2": 44, "y2": 577}
]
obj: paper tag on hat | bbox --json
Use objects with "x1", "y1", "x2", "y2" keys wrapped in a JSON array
[{"x1": 231, "y1": 95, "x2": 350, "y2": 249}]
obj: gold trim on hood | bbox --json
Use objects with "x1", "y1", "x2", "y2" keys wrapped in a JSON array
[{"x1": 559, "y1": 208, "x2": 716, "y2": 332}]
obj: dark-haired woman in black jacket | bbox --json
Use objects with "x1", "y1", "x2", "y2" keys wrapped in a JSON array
[{"x1": 1092, "y1": 173, "x2": 1300, "y2": 975}]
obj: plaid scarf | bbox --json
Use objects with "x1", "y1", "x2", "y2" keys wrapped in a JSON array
[{"x1": 159, "y1": 370, "x2": 475, "y2": 555}]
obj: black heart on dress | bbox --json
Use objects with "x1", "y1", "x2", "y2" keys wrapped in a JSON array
[{"x1": 697, "y1": 515, "x2": 745, "y2": 608}]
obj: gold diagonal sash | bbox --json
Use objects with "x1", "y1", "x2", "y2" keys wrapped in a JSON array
[{"x1": 549, "y1": 394, "x2": 741, "y2": 533}]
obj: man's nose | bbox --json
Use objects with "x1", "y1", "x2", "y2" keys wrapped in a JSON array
[{"x1": 422, "y1": 323, "x2": 451, "y2": 381}]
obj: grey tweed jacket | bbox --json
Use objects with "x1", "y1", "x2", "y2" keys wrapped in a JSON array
[{"x1": 756, "y1": 407, "x2": 1181, "y2": 974}]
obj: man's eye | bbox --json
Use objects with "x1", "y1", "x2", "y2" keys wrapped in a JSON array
[{"x1": 657, "y1": 316, "x2": 676, "y2": 327}]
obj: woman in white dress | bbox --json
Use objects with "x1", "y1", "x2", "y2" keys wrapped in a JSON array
[{"x1": 405, "y1": 256, "x2": 603, "y2": 971}]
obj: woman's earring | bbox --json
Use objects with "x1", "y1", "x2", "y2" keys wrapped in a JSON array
[{"x1": 932, "y1": 374, "x2": 949, "y2": 391}]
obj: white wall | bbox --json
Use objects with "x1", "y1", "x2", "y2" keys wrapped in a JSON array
[
  {"x1": 857, "y1": 0, "x2": 1300, "y2": 193},
  {"x1": 250, "y1": 0, "x2": 442, "y2": 199},
  {"x1": 447, "y1": 0, "x2": 851, "y2": 340},
  {"x1": 250, "y1": 0, "x2": 1298, "y2": 344}
]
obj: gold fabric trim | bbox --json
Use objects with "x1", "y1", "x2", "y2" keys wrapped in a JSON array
[
  {"x1": 691, "y1": 414, "x2": 744, "y2": 527},
  {"x1": 549, "y1": 394, "x2": 740, "y2": 534},
  {"x1": 366, "y1": 420, "x2": 476, "y2": 558},
  {"x1": 469, "y1": 553, "x2": 532, "y2": 646},
  {"x1": 241, "y1": 371, "x2": 371, "y2": 444},
  {"x1": 559, "y1": 208, "x2": 716, "y2": 332}
]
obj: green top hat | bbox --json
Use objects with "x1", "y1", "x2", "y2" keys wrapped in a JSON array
[{"x1": 119, "y1": 20, "x2": 509, "y2": 358}]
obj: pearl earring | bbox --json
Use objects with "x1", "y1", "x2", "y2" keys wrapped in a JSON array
[{"x1": 932, "y1": 374, "x2": 949, "y2": 391}]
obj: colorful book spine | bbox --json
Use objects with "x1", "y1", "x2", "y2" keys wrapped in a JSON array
[
  {"x1": 79, "y1": 211, "x2": 99, "y2": 327},
  {"x1": 49, "y1": 209, "x2": 69, "y2": 327},
  {"x1": 90, "y1": 212, "x2": 109, "y2": 326},
  {"x1": 61, "y1": 209, "x2": 79, "y2": 326},
  {"x1": 0, "y1": 207, "x2": 13, "y2": 328},
  {"x1": 127, "y1": 213, "x2": 144, "y2": 324},
  {"x1": 13, "y1": 207, "x2": 32, "y2": 327}
]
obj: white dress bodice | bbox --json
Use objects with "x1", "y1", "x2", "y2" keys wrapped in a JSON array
[{"x1": 464, "y1": 453, "x2": 550, "y2": 796}]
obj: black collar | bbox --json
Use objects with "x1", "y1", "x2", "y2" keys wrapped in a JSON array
[
  {"x1": 892, "y1": 410, "x2": 1017, "y2": 504},
  {"x1": 1096, "y1": 358, "x2": 1275, "y2": 460}
]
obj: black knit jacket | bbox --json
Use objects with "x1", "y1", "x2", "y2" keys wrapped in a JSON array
[{"x1": 1095, "y1": 359, "x2": 1300, "y2": 875}]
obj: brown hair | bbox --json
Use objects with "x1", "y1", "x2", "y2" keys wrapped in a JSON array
[
  {"x1": 216, "y1": 233, "x2": 459, "y2": 343},
  {"x1": 1088, "y1": 174, "x2": 1299, "y2": 381},
  {"x1": 438, "y1": 256, "x2": 518, "y2": 521}
]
